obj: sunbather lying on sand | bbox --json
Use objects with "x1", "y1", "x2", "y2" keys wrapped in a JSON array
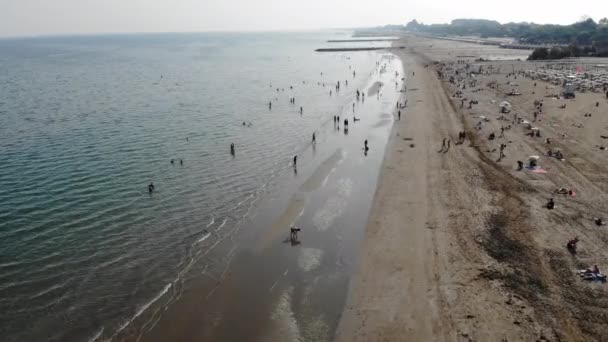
[{"x1": 578, "y1": 265, "x2": 607, "y2": 282}]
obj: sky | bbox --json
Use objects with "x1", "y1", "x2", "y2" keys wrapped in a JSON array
[{"x1": 1, "y1": 0, "x2": 608, "y2": 37}]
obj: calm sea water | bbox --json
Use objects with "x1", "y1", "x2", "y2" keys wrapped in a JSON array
[{"x1": 0, "y1": 32, "x2": 389, "y2": 341}]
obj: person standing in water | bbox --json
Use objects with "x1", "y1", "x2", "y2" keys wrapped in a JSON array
[
  {"x1": 269, "y1": 101, "x2": 272, "y2": 110},
  {"x1": 312, "y1": 133, "x2": 316, "y2": 143},
  {"x1": 230, "y1": 143, "x2": 235, "y2": 156},
  {"x1": 300, "y1": 107, "x2": 303, "y2": 115},
  {"x1": 180, "y1": 159, "x2": 183, "y2": 166},
  {"x1": 398, "y1": 110, "x2": 401, "y2": 120},
  {"x1": 293, "y1": 155, "x2": 297, "y2": 167},
  {"x1": 148, "y1": 182, "x2": 155, "y2": 194}
]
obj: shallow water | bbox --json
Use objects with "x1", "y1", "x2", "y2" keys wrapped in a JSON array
[
  {"x1": 136, "y1": 55, "x2": 404, "y2": 342},
  {"x1": 0, "y1": 31, "x2": 394, "y2": 341}
]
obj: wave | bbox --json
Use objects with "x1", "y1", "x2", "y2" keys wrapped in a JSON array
[
  {"x1": 215, "y1": 218, "x2": 228, "y2": 232},
  {"x1": 196, "y1": 232, "x2": 211, "y2": 244},
  {"x1": 86, "y1": 327, "x2": 104, "y2": 342},
  {"x1": 115, "y1": 283, "x2": 172, "y2": 335}
]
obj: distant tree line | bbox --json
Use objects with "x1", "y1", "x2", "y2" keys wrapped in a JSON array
[{"x1": 402, "y1": 18, "x2": 608, "y2": 59}]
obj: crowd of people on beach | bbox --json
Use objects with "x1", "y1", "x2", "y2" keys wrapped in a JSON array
[{"x1": 435, "y1": 57, "x2": 608, "y2": 282}]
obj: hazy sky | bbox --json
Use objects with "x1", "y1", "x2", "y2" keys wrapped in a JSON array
[{"x1": 1, "y1": 0, "x2": 607, "y2": 37}]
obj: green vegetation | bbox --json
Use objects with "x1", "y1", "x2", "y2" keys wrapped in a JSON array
[{"x1": 403, "y1": 18, "x2": 608, "y2": 58}]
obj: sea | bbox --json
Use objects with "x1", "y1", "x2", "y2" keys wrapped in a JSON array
[{"x1": 0, "y1": 31, "x2": 399, "y2": 341}]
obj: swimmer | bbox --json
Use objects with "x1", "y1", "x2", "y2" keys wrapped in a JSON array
[{"x1": 148, "y1": 182, "x2": 155, "y2": 194}]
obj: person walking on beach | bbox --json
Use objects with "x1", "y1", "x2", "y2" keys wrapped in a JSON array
[
  {"x1": 269, "y1": 101, "x2": 272, "y2": 110},
  {"x1": 293, "y1": 155, "x2": 297, "y2": 167},
  {"x1": 398, "y1": 110, "x2": 401, "y2": 120},
  {"x1": 300, "y1": 107, "x2": 303, "y2": 115},
  {"x1": 312, "y1": 133, "x2": 316, "y2": 143}
]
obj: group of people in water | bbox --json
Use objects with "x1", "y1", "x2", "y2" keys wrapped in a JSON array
[{"x1": 149, "y1": 61, "x2": 401, "y2": 198}]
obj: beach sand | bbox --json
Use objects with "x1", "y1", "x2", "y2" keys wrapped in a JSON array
[{"x1": 337, "y1": 34, "x2": 608, "y2": 341}]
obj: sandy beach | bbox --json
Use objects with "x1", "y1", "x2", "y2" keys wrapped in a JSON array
[{"x1": 337, "y1": 34, "x2": 608, "y2": 341}]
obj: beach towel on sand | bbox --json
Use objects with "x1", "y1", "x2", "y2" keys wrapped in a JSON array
[
  {"x1": 526, "y1": 166, "x2": 547, "y2": 173},
  {"x1": 577, "y1": 269, "x2": 607, "y2": 282}
]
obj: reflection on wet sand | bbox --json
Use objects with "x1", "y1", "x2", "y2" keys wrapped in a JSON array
[
  {"x1": 373, "y1": 119, "x2": 392, "y2": 128},
  {"x1": 299, "y1": 149, "x2": 344, "y2": 192}
]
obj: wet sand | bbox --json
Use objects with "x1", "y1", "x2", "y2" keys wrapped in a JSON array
[
  {"x1": 337, "y1": 34, "x2": 608, "y2": 341},
  {"x1": 116, "y1": 55, "x2": 405, "y2": 341}
]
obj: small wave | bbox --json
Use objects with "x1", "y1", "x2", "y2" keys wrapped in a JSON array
[
  {"x1": 86, "y1": 327, "x2": 104, "y2": 342},
  {"x1": 205, "y1": 217, "x2": 215, "y2": 228},
  {"x1": 215, "y1": 218, "x2": 228, "y2": 232},
  {"x1": 115, "y1": 283, "x2": 172, "y2": 334},
  {"x1": 236, "y1": 193, "x2": 254, "y2": 207},
  {"x1": 196, "y1": 232, "x2": 211, "y2": 244},
  {"x1": 28, "y1": 281, "x2": 68, "y2": 300}
]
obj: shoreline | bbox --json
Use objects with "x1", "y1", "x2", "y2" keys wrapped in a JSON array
[
  {"x1": 115, "y1": 53, "x2": 406, "y2": 342},
  {"x1": 336, "y1": 34, "x2": 608, "y2": 341}
]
